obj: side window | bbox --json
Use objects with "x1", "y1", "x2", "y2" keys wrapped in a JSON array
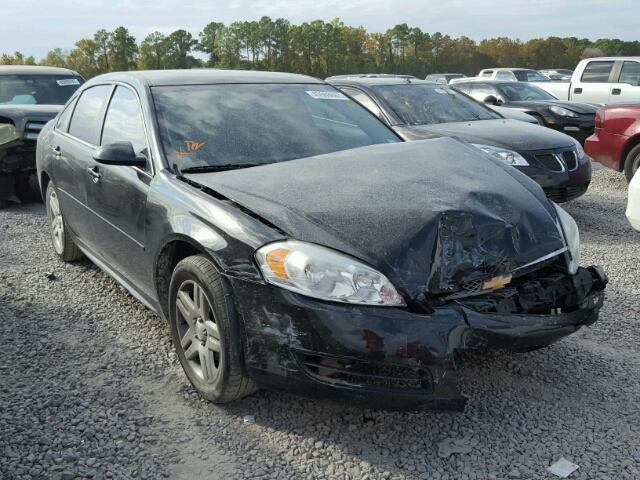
[
  {"x1": 55, "y1": 97, "x2": 77, "y2": 132},
  {"x1": 101, "y1": 86, "x2": 148, "y2": 158},
  {"x1": 496, "y1": 71, "x2": 514, "y2": 81},
  {"x1": 619, "y1": 61, "x2": 640, "y2": 86},
  {"x1": 68, "y1": 85, "x2": 112, "y2": 145},
  {"x1": 480, "y1": 70, "x2": 493, "y2": 78},
  {"x1": 581, "y1": 61, "x2": 614, "y2": 83},
  {"x1": 340, "y1": 87, "x2": 383, "y2": 119}
]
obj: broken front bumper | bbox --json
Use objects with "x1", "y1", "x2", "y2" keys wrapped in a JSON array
[{"x1": 230, "y1": 266, "x2": 606, "y2": 411}]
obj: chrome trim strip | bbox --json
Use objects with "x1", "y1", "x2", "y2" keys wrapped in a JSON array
[{"x1": 57, "y1": 187, "x2": 145, "y2": 249}]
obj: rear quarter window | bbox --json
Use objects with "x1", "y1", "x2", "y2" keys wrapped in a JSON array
[{"x1": 581, "y1": 61, "x2": 614, "y2": 83}]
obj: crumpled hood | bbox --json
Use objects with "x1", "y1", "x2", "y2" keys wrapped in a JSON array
[
  {"x1": 185, "y1": 138, "x2": 566, "y2": 299},
  {"x1": 394, "y1": 118, "x2": 575, "y2": 152},
  {"x1": 509, "y1": 100, "x2": 598, "y2": 115}
]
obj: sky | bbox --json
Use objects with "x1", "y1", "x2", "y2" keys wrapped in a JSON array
[{"x1": 2, "y1": 0, "x2": 639, "y2": 59}]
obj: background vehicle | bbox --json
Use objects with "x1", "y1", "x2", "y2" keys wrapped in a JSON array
[
  {"x1": 325, "y1": 74, "x2": 417, "y2": 80},
  {"x1": 0, "y1": 65, "x2": 83, "y2": 207},
  {"x1": 478, "y1": 68, "x2": 548, "y2": 82},
  {"x1": 452, "y1": 80, "x2": 597, "y2": 144},
  {"x1": 536, "y1": 57, "x2": 640, "y2": 104},
  {"x1": 329, "y1": 77, "x2": 591, "y2": 202},
  {"x1": 37, "y1": 69, "x2": 607, "y2": 411},
  {"x1": 425, "y1": 73, "x2": 466, "y2": 84},
  {"x1": 540, "y1": 69, "x2": 573, "y2": 81},
  {"x1": 585, "y1": 103, "x2": 640, "y2": 181}
]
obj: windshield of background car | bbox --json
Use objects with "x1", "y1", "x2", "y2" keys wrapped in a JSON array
[
  {"x1": 497, "y1": 83, "x2": 557, "y2": 101},
  {"x1": 0, "y1": 75, "x2": 83, "y2": 105},
  {"x1": 513, "y1": 70, "x2": 548, "y2": 82},
  {"x1": 152, "y1": 83, "x2": 400, "y2": 169},
  {"x1": 371, "y1": 84, "x2": 500, "y2": 125}
]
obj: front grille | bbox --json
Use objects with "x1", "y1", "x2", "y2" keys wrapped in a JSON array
[
  {"x1": 562, "y1": 150, "x2": 578, "y2": 170},
  {"x1": 297, "y1": 353, "x2": 433, "y2": 391},
  {"x1": 23, "y1": 121, "x2": 48, "y2": 141},
  {"x1": 535, "y1": 153, "x2": 564, "y2": 172},
  {"x1": 543, "y1": 182, "x2": 589, "y2": 203}
]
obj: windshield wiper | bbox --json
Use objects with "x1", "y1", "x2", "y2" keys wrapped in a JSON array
[{"x1": 179, "y1": 164, "x2": 265, "y2": 174}]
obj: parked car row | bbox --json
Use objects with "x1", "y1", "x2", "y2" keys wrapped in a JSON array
[
  {"x1": 36, "y1": 69, "x2": 608, "y2": 410},
  {"x1": 327, "y1": 76, "x2": 592, "y2": 203}
]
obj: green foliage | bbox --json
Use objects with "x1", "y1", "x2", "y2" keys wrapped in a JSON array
[{"x1": 5, "y1": 19, "x2": 640, "y2": 78}]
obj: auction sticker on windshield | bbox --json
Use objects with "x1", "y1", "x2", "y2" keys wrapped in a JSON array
[
  {"x1": 306, "y1": 91, "x2": 349, "y2": 100},
  {"x1": 57, "y1": 78, "x2": 81, "y2": 86}
]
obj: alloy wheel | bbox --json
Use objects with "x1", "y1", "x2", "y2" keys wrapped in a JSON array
[
  {"x1": 48, "y1": 189, "x2": 64, "y2": 255},
  {"x1": 175, "y1": 280, "x2": 222, "y2": 383}
]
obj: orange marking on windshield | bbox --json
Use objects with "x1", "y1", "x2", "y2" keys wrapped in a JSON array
[{"x1": 176, "y1": 140, "x2": 206, "y2": 158}]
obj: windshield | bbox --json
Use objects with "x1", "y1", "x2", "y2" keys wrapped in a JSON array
[
  {"x1": 152, "y1": 84, "x2": 399, "y2": 170},
  {"x1": 513, "y1": 70, "x2": 548, "y2": 82},
  {"x1": 497, "y1": 83, "x2": 557, "y2": 101},
  {"x1": 372, "y1": 84, "x2": 500, "y2": 125},
  {"x1": 0, "y1": 75, "x2": 83, "y2": 105}
]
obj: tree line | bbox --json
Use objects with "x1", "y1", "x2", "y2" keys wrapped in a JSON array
[{"x1": 2, "y1": 17, "x2": 640, "y2": 79}]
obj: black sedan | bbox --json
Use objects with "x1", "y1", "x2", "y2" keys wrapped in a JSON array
[
  {"x1": 37, "y1": 70, "x2": 607, "y2": 410},
  {"x1": 328, "y1": 77, "x2": 592, "y2": 203},
  {"x1": 452, "y1": 80, "x2": 597, "y2": 144}
]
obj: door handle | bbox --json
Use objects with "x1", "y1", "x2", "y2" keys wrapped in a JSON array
[
  {"x1": 612, "y1": 88, "x2": 622, "y2": 95},
  {"x1": 87, "y1": 166, "x2": 101, "y2": 182},
  {"x1": 574, "y1": 87, "x2": 583, "y2": 94},
  {"x1": 51, "y1": 146, "x2": 61, "y2": 157}
]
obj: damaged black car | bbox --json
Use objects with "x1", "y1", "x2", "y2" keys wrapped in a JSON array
[
  {"x1": 37, "y1": 71, "x2": 607, "y2": 410},
  {"x1": 0, "y1": 65, "x2": 84, "y2": 207}
]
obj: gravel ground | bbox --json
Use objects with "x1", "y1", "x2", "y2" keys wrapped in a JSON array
[{"x1": 1, "y1": 166, "x2": 639, "y2": 480}]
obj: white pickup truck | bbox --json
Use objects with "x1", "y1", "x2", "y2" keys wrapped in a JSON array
[{"x1": 537, "y1": 57, "x2": 640, "y2": 104}]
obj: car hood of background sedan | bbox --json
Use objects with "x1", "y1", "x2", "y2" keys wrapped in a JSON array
[
  {"x1": 184, "y1": 137, "x2": 566, "y2": 299},
  {"x1": 394, "y1": 118, "x2": 575, "y2": 151},
  {"x1": 507, "y1": 100, "x2": 598, "y2": 115}
]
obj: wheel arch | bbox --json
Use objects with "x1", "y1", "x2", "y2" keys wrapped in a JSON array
[
  {"x1": 621, "y1": 134, "x2": 640, "y2": 173},
  {"x1": 153, "y1": 235, "x2": 222, "y2": 320}
]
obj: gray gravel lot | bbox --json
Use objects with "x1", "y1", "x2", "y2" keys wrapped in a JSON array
[{"x1": 1, "y1": 166, "x2": 639, "y2": 480}]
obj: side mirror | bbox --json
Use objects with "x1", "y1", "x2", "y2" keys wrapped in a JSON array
[
  {"x1": 93, "y1": 142, "x2": 146, "y2": 168},
  {"x1": 483, "y1": 95, "x2": 500, "y2": 106}
]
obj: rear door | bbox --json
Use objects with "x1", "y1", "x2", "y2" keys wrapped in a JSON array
[
  {"x1": 571, "y1": 60, "x2": 615, "y2": 104},
  {"x1": 85, "y1": 84, "x2": 154, "y2": 293},
  {"x1": 608, "y1": 60, "x2": 640, "y2": 103},
  {"x1": 51, "y1": 84, "x2": 112, "y2": 248}
]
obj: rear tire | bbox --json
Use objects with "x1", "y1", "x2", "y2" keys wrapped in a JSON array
[
  {"x1": 624, "y1": 144, "x2": 640, "y2": 183},
  {"x1": 168, "y1": 254, "x2": 256, "y2": 403},
  {"x1": 45, "y1": 182, "x2": 84, "y2": 262}
]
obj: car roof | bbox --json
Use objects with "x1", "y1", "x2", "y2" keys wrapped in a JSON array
[
  {"x1": 91, "y1": 69, "x2": 323, "y2": 86},
  {"x1": 582, "y1": 57, "x2": 640, "y2": 61},
  {"x1": 327, "y1": 77, "x2": 440, "y2": 87},
  {"x1": 0, "y1": 65, "x2": 81, "y2": 76}
]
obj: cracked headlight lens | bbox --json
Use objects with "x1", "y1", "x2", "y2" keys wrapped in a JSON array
[
  {"x1": 472, "y1": 143, "x2": 530, "y2": 166},
  {"x1": 554, "y1": 203, "x2": 580, "y2": 274},
  {"x1": 255, "y1": 240, "x2": 405, "y2": 306},
  {"x1": 0, "y1": 123, "x2": 19, "y2": 146}
]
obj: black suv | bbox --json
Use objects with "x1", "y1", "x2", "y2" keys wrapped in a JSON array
[{"x1": 0, "y1": 65, "x2": 84, "y2": 206}]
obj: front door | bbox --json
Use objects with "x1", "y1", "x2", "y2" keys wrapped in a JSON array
[
  {"x1": 53, "y1": 84, "x2": 112, "y2": 248},
  {"x1": 85, "y1": 85, "x2": 154, "y2": 295}
]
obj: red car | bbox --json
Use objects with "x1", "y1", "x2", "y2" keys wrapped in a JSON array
[{"x1": 585, "y1": 104, "x2": 640, "y2": 182}]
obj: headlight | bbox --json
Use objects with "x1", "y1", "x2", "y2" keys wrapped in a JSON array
[
  {"x1": 553, "y1": 203, "x2": 580, "y2": 274},
  {"x1": 472, "y1": 144, "x2": 530, "y2": 166},
  {"x1": 255, "y1": 240, "x2": 406, "y2": 306},
  {"x1": 0, "y1": 123, "x2": 19, "y2": 146},
  {"x1": 549, "y1": 105, "x2": 579, "y2": 118},
  {"x1": 572, "y1": 137, "x2": 586, "y2": 158}
]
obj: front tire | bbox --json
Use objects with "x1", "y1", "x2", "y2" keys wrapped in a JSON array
[
  {"x1": 45, "y1": 182, "x2": 84, "y2": 262},
  {"x1": 624, "y1": 144, "x2": 640, "y2": 183},
  {"x1": 168, "y1": 254, "x2": 256, "y2": 403}
]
